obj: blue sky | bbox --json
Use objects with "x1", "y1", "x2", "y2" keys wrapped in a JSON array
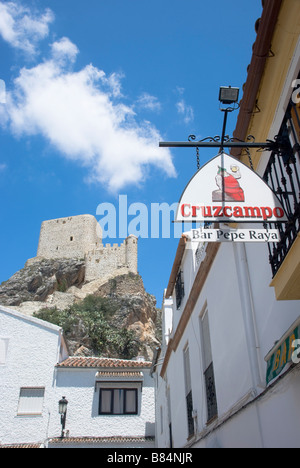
[{"x1": 0, "y1": 0, "x2": 262, "y2": 304}]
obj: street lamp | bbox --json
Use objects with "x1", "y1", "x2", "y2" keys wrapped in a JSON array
[
  {"x1": 159, "y1": 85, "x2": 287, "y2": 167},
  {"x1": 218, "y1": 86, "x2": 240, "y2": 152},
  {"x1": 219, "y1": 86, "x2": 240, "y2": 105},
  {"x1": 58, "y1": 396, "x2": 68, "y2": 438}
]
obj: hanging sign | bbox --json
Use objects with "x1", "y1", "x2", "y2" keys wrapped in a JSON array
[
  {"x1": 184, "y1": 227, "x2": 281, "y2": 243},
  {"x1": 176, "y1": 153, "x2": 288, "y2": 223}
]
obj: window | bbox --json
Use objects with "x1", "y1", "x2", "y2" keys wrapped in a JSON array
[
  {"x1": 183, "y1": 346, "x2": 194, "y2": 437},
  {"x1": 0, "y1": 338, "x2": 9, "y2": 365},
  {"x1": 167, "y1": 387, "x2": 173, "y2": 448},
  {"x1": 200, "y1": 311, "x2": 218, "y2": 423},
  {"x1": 160, "y1": 406, "x2": 164, "y2": 434},
  {"x1": 195, "y1": 242, "x2": 206, "y2": 267},
  {"x1": 17, "y1": 388, "x2": 45, "y2": 415},
  {"x1": 99, "y1": 389, "x2": 138, "y2": 415},
  {"x1": 175, "y1": 271, "x2": 185, "y2": 309}
]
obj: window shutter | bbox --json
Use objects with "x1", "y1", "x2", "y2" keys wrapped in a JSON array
[
  {"x1": 0, "y1": 338, "x2": 9, "y2": 365},
  {"x1": 18, "y1": 388, "x2": 45, "y2": 415}
]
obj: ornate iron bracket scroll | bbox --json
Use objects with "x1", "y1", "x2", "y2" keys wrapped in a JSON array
[{"x1": 159, "y1": 135, "x2": 288, "y2": 152}]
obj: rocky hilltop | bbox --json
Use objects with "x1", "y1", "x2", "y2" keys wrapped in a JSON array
[
  {"x1": 0, "y1": 258, "x2": 86, "y2": 308},
  {"x1": 0, "y1": 258, "x2": 160, "y2": 360}
]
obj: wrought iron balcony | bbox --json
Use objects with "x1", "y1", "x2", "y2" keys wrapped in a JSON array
[
  {"x1": 175, "y1": 271, "x2": 185, "y2": 310},
  {"x1": 263, "y1": 99, "x2": 300, "y2": 277},
  {"x1": 204, "y1": 362, "x2": 218, "y2": 423},
  {"x1": 186, "y1": 390, "x2": 194, "y2": 438}
]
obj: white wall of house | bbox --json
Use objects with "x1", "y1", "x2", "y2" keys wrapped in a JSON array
[
  {"x1": 192, "y1": 363, "x2": 300, "y2": 449},
  {"x1": 50, "y1": 367, "x2": 155, "y2": 441},
  {"x1": 0, "y1": 306, "x2": 155, "y2": 447},
  {"x1": 155, "y1": 239, "x2": 300, "y2": 448},
  {"x1": 0, "y1": 306, "x2": 67, "y2": 446}
]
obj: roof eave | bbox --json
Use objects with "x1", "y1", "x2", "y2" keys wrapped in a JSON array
[
  {"x1": 165, "y1": 235, "x2": 188, "y2": 298},
  {"x1": 232, "y1": 0, "x2": 283, "y2": 157}
]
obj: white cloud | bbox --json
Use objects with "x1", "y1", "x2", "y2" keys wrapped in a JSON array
[
  {"x1": 0, "y1": 1, "x2": 54, "y2": 55},
  {"x1": 4, "y1": 40, "x2": 176, "y2": 191},
  {"x1": 104, "y1": 72, "x2": 125, "y2": 98},
  {"x1": 51, "y1": 37, "x2": 79, "y2": 63},
  {"x1": 0, "y1": 79, "x2": 6, "y2": 103},
  {"x1": 176, "y1": 99, "x2": 194, "y2": 125},
  {"x1": 0, "y1": 163, "x2": 7, "y2": 172},
  {"x1": 136, "y1": 93, "x2": 161, "y2": 112}
]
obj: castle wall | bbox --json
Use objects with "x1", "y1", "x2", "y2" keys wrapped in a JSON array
[
  {"x1": 85, "y1": 236, "x2": 138, "y2": 282},
  {"x1": 37, "y1": 215, "x2": 101, "y2": 260}
]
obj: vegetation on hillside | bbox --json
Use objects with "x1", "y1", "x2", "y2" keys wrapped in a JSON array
[{"x1": 34, "y1": 295, "x2": 140, "y2": 359}]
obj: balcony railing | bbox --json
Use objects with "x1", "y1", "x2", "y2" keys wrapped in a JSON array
[
  {"x1": 175, "y1": 271, "x2": 185, "y2": 310},
  {"x1": 263, "y1": 98, "x2": 300, "y2": 277},
  {"x1": 204, "y1": 362, "x2": 218, "y2": 423},
  {"x1": 186, "y1": 390, "x2": 194, "y2": 438}
]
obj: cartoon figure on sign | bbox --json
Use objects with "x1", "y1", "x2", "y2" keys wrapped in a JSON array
[{"x1": 212, "y1": 165, "x2": 245, "y2": 202}]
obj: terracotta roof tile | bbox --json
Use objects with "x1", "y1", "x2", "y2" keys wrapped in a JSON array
[
  {"x1": 0, "y1": 443, "x2": 42, "y2": 449},
  {"x1": 56, "y1": 357, "x2": 152, "y2": 369},
  {"x1": 49, "y1": 436, "x2": 155, "y2": 445},
  {"x1": 96, "y1": 371, "x2": 143, "y2": 378}
]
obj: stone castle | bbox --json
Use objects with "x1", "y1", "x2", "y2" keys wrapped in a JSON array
[{"x1": 27, "y1": 214, "x2": 138, "y2": 282}]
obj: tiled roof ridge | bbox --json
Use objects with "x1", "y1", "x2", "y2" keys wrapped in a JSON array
[
  {"x1": 0, "y1": 443, "x2": 42, "y2": 449},
  {"x1": 49, "y1": 436, "x2": 155, "y2": 444},
  {"x1": 57, "y1": 356, "x2": 152, "y2": 368}
]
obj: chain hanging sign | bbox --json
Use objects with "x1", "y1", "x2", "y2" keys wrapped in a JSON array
[{"x1": 175, "y1": 153, "x2": 288, "y2": 224}]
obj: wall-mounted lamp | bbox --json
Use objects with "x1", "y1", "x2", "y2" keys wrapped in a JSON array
[
  {"x1": 58, "y1": 396, "x2": 68, "y2": 438},
  {"x1": 218, "y1": 86, "x2": 240, "y2": 151},
  {"x1": 219, "y1": 86, "x2": 240, "y2": 105}
]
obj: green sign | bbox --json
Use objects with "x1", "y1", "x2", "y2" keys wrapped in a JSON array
[{"x1": 266, "y1": 325, "x2": 300, "y2": 385}]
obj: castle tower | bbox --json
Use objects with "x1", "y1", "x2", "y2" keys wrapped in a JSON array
[
  {"x1": 37, "y1": 214, "x2": 101, "y2": 260},
  {"x1": 125, "y1": 235, "x2": 138, "y2": 274}
]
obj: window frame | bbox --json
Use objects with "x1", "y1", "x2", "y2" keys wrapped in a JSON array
[
  {"x1": 183, "y1": 345, "x2": 194, "y2": 438},
  {"x1": 17, "y1": 387, "x2": 45, "y2": 416},
  {"x1": 98, "y1": 388, "x2": 138, "y2": 416},
  {"x1": 0, "y1": 337, "x2": 9, "y2": 365},
  {"x1": 199, "y1": 309, "x2": 218, "y2": 424}
]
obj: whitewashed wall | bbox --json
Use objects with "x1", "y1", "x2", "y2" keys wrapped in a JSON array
[
  {"x1": 50, "y1": 368, "x2": 155, "y2": 440},
  {"x1": 0, "y1": 306, "x2": 155, "y2": 447},
  {"x1": 156, "y1": 240, "x2": 300, "y2": 448},
  {"x1": 0, "y1": 307, "x2": 65, "y2": 445}
]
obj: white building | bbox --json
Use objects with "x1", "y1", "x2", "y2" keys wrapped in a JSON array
[
  {"x1": 153, "y1": 0, "x2": 300, "y2": 449},
  {"x1": 153, "y1": 237, "x2": 300, "y2": 448},
  {"x1": 0, "y1": 305, "x2": 68, "y2": 447},
  {"x1": 0, "y1": 306, "x2": 155, "y2": 448},
  {"x1": 48, "y1": 356, "x2": 155, "y2": 449}
]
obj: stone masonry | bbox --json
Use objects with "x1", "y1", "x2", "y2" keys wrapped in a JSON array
[{"x1": 28, "y1": 214, "x2": 138, "y2": 282}]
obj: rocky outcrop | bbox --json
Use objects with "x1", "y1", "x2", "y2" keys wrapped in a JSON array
[
  {"x1": 0, "y1": 258, "x2": 85, "y2": 307},
  {"x1": 0, "y1": 259, "x2": 160, "y2": 360},
  {"x1": 94, "y1": 274, "x2": 160, "y2": 359}
]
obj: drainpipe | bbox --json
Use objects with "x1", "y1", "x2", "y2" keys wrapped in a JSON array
[{"x1": 233, "y1": 243, "x2": 264, "y2": 392}]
